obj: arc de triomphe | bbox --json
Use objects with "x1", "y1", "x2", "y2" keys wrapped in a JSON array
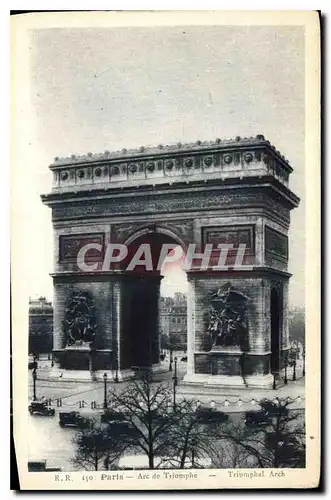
[{"x1": 41, "y1": 135, "x2": 299, "y2": 388}]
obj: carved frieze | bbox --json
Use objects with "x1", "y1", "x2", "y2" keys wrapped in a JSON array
[
  {"x1": 62, "y1": 291, "x2": 97, "y2": 346},
  {"x1": 51, "y1": 188, "x2": 291, "y2": 229},
  {"x1": 203, "y1": 225, "x2": 255, "y2": 254},
  {"x1": 111, "y1": 219, "x2": 194, "y2": 245},
  {"x1": 59, "y1": 233, "x2": 104, "y2": 262},
  {"x1": 206, "y1": 284, "x2": 250, "y2": 351},
  {"x1": 53, "y1": 190, "x2": 263, "y2": 220}
]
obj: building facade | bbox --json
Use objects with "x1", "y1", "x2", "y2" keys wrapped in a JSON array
[
  {"x1": 29, "y1": 297, "x2": 53, "y2": 355},
  {"x1": 159, "y1": 293, "x2": 187, "y2": 350}
]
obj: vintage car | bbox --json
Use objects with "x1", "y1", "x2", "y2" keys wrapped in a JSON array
[
  {"x1": 28, "y1": 401, "x2": 55, "y2": 416},
  {"x1": 196, "y1": 406, "x2": 229, "y2": 423},
  {"x1": 244, "y1": 410, "x2": 272, "y2": 427},
  {"x1": 27, "y1": 460, "x2": 47, "y2": 472},
  {"x1": 28, "y1": 459, "x2": 61, "y2": 472},
  {"x1": 101, "y1": 410, "x2": 130, "y2": 424},
  {"x1": 59, "y1": 411, "x2": 90, "y2": 428}
]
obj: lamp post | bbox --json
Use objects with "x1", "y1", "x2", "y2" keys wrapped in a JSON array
[
  {"x1": 32, "y1": 354, "x2": 38, "y2": 400},
  {"x1": 172, "y1": 357, "x2": 178, "y2": 411},
  {"x1": 292, "y1": 356, "x2": 297, "y2": 381},
  {"x1": 169, "y1": 346, "x2": 173, "y2": 372},
  {"x1": 103, "y1": 373, "x2": 108, "y2": 409},
  {"x1": 272, "y1": 371, "x2": 277, "y2": 390},
  {"x1": 302, "y1": 349, "x2": 305, "y2": 377},
  {"x1": 32, "y1": 367, "x2": 37, "y2": 401},
  {"x1": 283, "y1": 354, "x2": 288, "y2": 385},
  {"x1": 114, "y1": 352, "x2": 119, "y2": 383}
]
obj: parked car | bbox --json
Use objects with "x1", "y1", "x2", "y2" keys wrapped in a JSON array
[
  {"x1": 59, "y1": 411, "x2": 90, "y2": 428},
  {"x1": 28, "y1": 401, "x2": 55, "y2": 416},
  {"x1": 244, "y1": 410, "x2": 272, "y2": 427},
  {"x1": 196, "y1": 406, "x2": 229, "y2": 423},
  {"x1": 28, "y1": 459, "x2": 61, "y2": 472},
  {"x1": 101, "y1": 410, "x2": 130, "y2": 424},
  {"x1": 28, "y1": 460, "x2": 47, "y2": 472}
]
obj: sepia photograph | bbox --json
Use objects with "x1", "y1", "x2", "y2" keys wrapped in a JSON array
[{"x1": 11, "y1": 10, "x2": 320, "y2": 490}]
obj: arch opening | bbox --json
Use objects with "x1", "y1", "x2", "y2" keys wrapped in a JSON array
[{"x1": 120, "y1": 232, "x2": 188, "y2": 370}]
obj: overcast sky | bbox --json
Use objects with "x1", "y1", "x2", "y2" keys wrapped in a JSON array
[{"x1": 25, "y1": 25, "x2": 305, "y2": 306}]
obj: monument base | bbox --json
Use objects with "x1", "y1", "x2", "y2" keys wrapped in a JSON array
[
  {"x1": 182, "y1": 372, "x2": 274, "y2": 389},
  {"x1": 53, "y1": 347, "x2": 113, "y2": 371},
  {"x1": 183, "y1": 348, "x2": 274, "y2": 389},
  {"x1": 182, "y1": 373, "x2": 246, "y2": 388},
  {"x1": 245, "y1": 373, "x2": 274, "y2": 388},
  {"x1": 48, "y1": 351, "x2": 166, "y2": 382}
]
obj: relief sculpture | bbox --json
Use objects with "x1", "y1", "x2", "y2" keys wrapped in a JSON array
[
  {"x1": 207, "y1": 284, "x2": 250, "y2": 350},
  {"x1": 62, "y1": 291, "x2": 98, "y2": 346}
]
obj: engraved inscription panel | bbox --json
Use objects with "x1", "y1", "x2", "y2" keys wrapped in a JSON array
[{"x1": 265, "y1": 226, "x2": 288, "y2": 261}]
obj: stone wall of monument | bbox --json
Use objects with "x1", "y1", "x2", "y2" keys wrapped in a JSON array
[{"x1": 53, "y1": 223, "x2": 112, "y2": 274}]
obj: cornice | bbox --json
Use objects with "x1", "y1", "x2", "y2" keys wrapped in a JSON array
[
  {"x1": 49, "y1": 134, "x2": 293, "y2": 173},
  {"x1": 41, "y1": 175, "x2": 300, "y2": 209}
]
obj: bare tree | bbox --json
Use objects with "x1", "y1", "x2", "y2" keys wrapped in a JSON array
[
  {"x1": 71, "y1": 417, "x2": 128, "y2": 471},
  {"x1": 106, "y1": 375, "x2": 229, "y2": 469},
  {"x1": 159, "y1": 400, "x2": 224, "y2": 468},
  {"x1": 212, "y1": 397, "x2": 305, "y2": 468},
  {"x1": 105, "y1": 374, "x2": 183, "y2": 469}
]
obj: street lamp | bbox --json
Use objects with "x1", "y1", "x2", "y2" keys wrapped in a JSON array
[
  {"x1": 103, "y1": 373, "x2": 108, "y2": 409},
  {"x1": 272, "y1": 371, "x2": 277, "y2": 390},
  {"x1": 283, "y1": 354, "x2": 288, "y2": 385},
  {"x1": 32, "y1": 365, "x2": 37, "y2": 401},
  {"x1": 302, "y1": 349, "x2": 306, "y2": 377},
  {"x1": 114, "y1": 353, "x2": 119, "y2": 383},
  {"x1": 172, "y1": 357, "x2": 178, "y2": 411},
  {"x1": 169, "y1": 346, "x2": 173, "y2": 372},
  {"x1": 292, "y1": 356, "x2": 297, "y2": 381}
]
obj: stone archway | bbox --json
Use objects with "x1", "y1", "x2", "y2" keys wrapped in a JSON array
[
  {"x1": 119, "y1": 229, "x2": 187, "y2": 371},
  {"x1": 42, "y1": 135, "x2": 299, "y2": 386}
]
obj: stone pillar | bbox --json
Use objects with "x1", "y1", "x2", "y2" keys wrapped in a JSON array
[
  {"x1": 255, "y1": 218, "x2": 264, "y2": 266},
  {"x1": 152, "y1": 280, "x2": 161, "y2": 366},
  {"x1": 185, "y1": 277, "x2": 196, "y2": 378},
  {"x1": 112, "y1": 280, "x2": 122, "y2": 379},
  {"x1": 53, "y1": 280, "x2": 71, "y2": 351},
  {"x1": 282, "y1": 280, "x2": 290, "y2": 350},
  {"x1": 52, "y1": 282, "x2": 63, "y2": 351}
]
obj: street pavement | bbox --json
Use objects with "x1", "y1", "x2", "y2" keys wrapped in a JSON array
[
  {"x1": 29, "y1": 357, "x2": 305, "y2": 414},
  {"x1": 28, "y1": 355, "x2": 305, "y2": 470},
  {"x1": 28, "y1": 412, "x2": 77, "y2": 471}
]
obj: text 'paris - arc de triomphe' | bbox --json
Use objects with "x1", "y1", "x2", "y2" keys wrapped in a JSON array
[{"x1": 41, "y1": 135, "x2": 299, "y2": 388}]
